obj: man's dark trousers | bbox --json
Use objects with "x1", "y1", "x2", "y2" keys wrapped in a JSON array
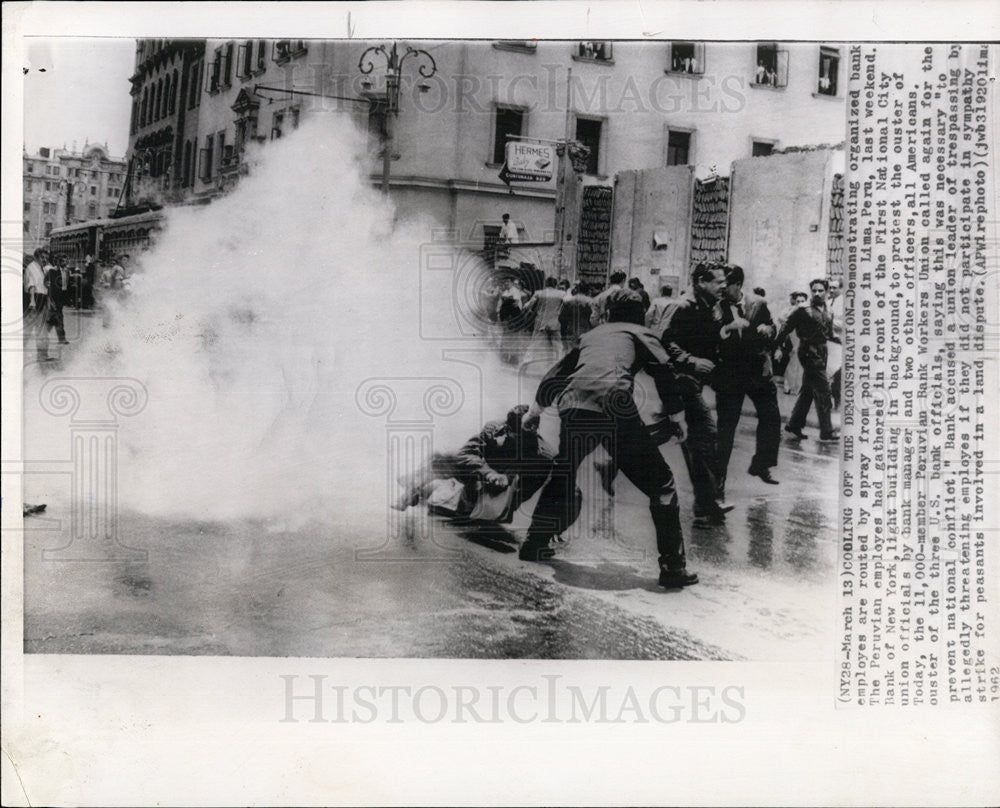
[
  {"x1": 716, "y1": 378, "x2": 781, "y2": 490},
  {"x1": 527, "y1": 406, "x2": 686, "y2": 571},
  {"x1": 677, "y1": 384, "x2": 725, "y2": 515},
  {"x1": 787, "y1": 346, "x2": 834, "y2": 435}
]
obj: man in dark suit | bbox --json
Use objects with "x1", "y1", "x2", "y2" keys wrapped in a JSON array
[
  {"x1": 774, "y1": 278, "x2": 840, "y2": 442},
  {"x1": 713, "y1": 265, "x2": 781, "y2": 494},
  {"x1": 661, "y1": 262, "x2": 735, "y2": 525}
]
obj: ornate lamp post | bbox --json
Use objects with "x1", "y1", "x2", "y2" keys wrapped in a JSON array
[{"x1": 358, "y1": 42, "x2": 437, "y2": 195}]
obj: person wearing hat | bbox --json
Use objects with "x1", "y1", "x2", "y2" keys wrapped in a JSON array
[
  {"x1": 713, "y1": 264, "x2": 781, "y2": 492},
  {"x1": 519, "y1": 288, "x2": 698, "y2": 590},
  {"x1": 661, "y1": 262, "x2": 735, "y2": 524}
]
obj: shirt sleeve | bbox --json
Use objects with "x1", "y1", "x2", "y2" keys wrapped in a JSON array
[{"x1": 774, "y1": 306, "x2": 802, "y2": 346}]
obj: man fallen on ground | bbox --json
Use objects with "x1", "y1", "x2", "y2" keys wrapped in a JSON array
[{"x1": 391, "y1": 405, "x2": 554, "y2": 524}]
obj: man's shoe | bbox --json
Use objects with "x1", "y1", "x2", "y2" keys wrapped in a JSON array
[
  {"x1": 784, "y1": 427, "x2": 808, "y2": 440},
  {"x1": 519, "y1": 539, "x2": 555, "y2": 561},
  {"x1": 819, "y1": 431, "x2": 840, "y2": 442},
  {"x1": 58, "y1": 339, "x2": 70, "y2": 345},
  {"x1": 711, "y1": 499, "x2": 735, "y2": 516},
  {"x1": 748, "y1": 465, "x2": 779, "y2": 484},
  {"x1": 659, "y1": 567, "x2": 699, "y2": 589}
]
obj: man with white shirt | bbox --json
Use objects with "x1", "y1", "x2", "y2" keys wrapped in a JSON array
[
  {"x1": 23, "y1": 249, "x2": 51, "y2": 361},
  {"x1": 498, "y1": 213, "x2": 519, "y2": 245}
]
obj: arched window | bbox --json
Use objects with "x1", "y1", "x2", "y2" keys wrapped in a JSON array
[
  {"x1": 169, "y1": 68, "x2": 178, "y2": 113},
  {"x1": 130, "y1": 99, "x2": 138, "y2": 134},
  {"x1": 154, "y1": 78, "x2": 163, "y2": 121},
  {"x1": 140, "y1": 88, "x2": 148, "y2": 127},
  {"x1": 162, "y1": 74, "x2": 170, "y2": 118}
]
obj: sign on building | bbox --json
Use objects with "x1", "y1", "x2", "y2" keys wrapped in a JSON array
[{"x1": 499, "y1": 141, "x2": 555, "y2": 184}]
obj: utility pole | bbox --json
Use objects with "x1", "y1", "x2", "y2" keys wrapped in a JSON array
[{"x1": 553, "y1": 68, "x2": 589, "y2": 281}]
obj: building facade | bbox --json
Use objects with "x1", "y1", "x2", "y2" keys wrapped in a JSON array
[
  {"x1": 123, "y1": 38, "x2": 848, "y2": 258},
  {"x1": 22, "y1": 144, "x2": 127, "y2": 254}
]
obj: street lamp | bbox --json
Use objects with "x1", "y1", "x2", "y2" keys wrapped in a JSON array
[{"x1": 358, "y1": 42, "x2": 437, "y2": 194}]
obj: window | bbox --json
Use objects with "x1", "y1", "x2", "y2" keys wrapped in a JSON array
[
  {"x1": 491, "y1": 106, "x2": 525, "y2": 165},
  {"x1": 169, "y1": 68, "x2": 178, "y2": 112},
  {"x1": 668, "y1": 42, "x2": 704, "y2": 74},
  {"x1": 753, "y1": 43, "x2": 788, "y2": 88},
  {"x1": 223, "y1": 42, "x2": 234, "y2": 87},
  {"x1": 208, "y1": 48, "x2": 222, "y2": 93},
  {"x1": 90, "y1": 186, "x2": 97, "y2": 196},
  {"x1": 273, "y1": 40, "x2": 306, "y2": 62},
  {"x1": 574, "y1": 116, "x2": 603, "y2": 175},
  {"x1": 108, "y1": 187, "x2": 116, "y2": 197},
  {"x1": 45, "y1": 222, "x2": 53, "y2": 236},
  {"x1": 24, "y1": 201, "x2": 30, "y2": 211},
  {"x1": 817, "y1": 46, "x2": 840, "y2": 96},
  {"x1": 201, "y1": 134, "x2": 214, "y2": 180},
  {"x1": 238, "y1": 40, "x2": 253, "y2": 77},
  {"x1": 88, "y1": 203, "x2": 97, "y2": 218},
  {"x1": 666, "y1": 129, "x2": 691, "y2": 166},
  {"x1": 256, "y1": 40, "x2": 267, "y2": 71},
  {"x1": 160, "y1": 75, "x2": 169, "y2": 118},
  {"x1": 189, "y1": 61, "x2": 201, "y2": 108},
  {"x1": 290, "y1": 107, "x2": 300, "y2": 130},
  {"x1": 217, "y1": 131, "x2": 227, "y2": 169},
  {"x1": 752, "y1": 139, "x2": 775, "y2": 157},
  {"x1": 494, "y1": 41, "x2": 537, "y2": 53},
  {"x1": 25, "y1": 179, "x2": 32, "y2": 190},
  {"x1": 26, "y1": 163, "x2": 33, "y2": 174},
  {"x1": 576, "y1": 41, "x2": 613, "y2": 62},
  {"x1": 154, "y1": 78, "x2": 163, "y2": 121},
  {"x1": 271, "y1": 111, "x2": 285, "y2": 140},
  {"x1": 45, "y1": 181, "x2": 53, "y2": 191}
]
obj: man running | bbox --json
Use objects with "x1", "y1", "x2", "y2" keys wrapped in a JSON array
[{"x1": 520, "y1": 289, "x2": 698, "y2": 590}]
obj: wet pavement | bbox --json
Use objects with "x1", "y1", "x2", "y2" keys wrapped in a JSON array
[
  {"x1": 20, "y1": 309, "x2": 839, "y2": 660},
  {"x1": 22, "y1": 420, "x2": 837, "y2": 661}
]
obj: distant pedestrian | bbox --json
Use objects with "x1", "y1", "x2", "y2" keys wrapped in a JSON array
[
  {"x1": 522, "y1": 276, "x2": 565, "y2": 366},
  {"x1": 827, "y1": 280, "x2": 844, "y2": 409},
  {"x1": 43, "y1": 255, "x2": 70, "y2": 347},
  {"x1": 775, "y1": 278, "x2": 839, "y2": 442},
  {"x1": 645, "y1": 284, "x2": 676, "y2": 336},
  {"x1": 82, "y1": 254, "x2": 97, "y2": 309},
  {"x1": 496, "y1": 277, "x2": 528, "y2": 364},
  {"x1": 589, "y1": 271, "x2": 626, "y2": 327},
  {"x1": 23, "y1": 249, "x2": 50, "y2": 361},
  {"x1": 628, "y1": 277, "x2": 651, "y2": 313},
  {"x1": 558, "y1": 282, "x2": 594, "y2": 350}
]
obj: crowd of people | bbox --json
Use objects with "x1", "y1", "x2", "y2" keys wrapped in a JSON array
[
  {"x1": 22, "y1": 248, "x2": 130, "y2": 361},
  {"x1": 404, "y1": 260, "x2": 843, "y2": 591}
]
